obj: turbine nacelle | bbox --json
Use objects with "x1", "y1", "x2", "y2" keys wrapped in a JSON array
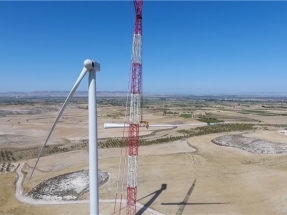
[{"x1": 84, "y1": 59, "x2": 100, "y2": 71}]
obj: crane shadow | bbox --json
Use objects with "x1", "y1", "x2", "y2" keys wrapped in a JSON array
[
  {"x1": 161, "y1": 179, "x2": 229, "y2": 215},
  {"x1": 136, "y1": 183, "x2": 167, "y2": 215}
]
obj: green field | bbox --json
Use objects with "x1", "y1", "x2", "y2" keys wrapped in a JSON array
[
  {"x1": 179, "y1": 113, "x2": 192, "y2": 118},
  {"x1": 239, "y1": 110, "x2": 283, "y2": 116},
  {"x1": 196, "y1": 118, "x2": 224, "y2": 123}
]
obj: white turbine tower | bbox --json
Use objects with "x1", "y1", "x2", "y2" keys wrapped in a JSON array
[{"x1": 29, "y1": 59, "x2": 101, "y2": 215}]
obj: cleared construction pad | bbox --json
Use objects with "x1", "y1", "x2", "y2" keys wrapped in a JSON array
[
  {"x1": 27, "y1": 169, "x2": 108, "y2": 201},
  {"x1": 212, "y1": 134, "x2": 287, "y2": 154}
]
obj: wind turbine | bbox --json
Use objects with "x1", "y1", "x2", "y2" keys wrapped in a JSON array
[{"x1": 29, "y1": 59, "x2": 101, "y2": 215}]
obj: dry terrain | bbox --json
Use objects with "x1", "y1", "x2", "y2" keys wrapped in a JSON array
[{"x1": 1, "y1": 98, "x2": 287, "y2": 215}]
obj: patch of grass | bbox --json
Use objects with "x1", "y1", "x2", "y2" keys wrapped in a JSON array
[
  {"x1": 239, "y1": 110, "x2": 282, "y2": 116},
  {"x1": 197, "y1": 118, "x2": 224, "y2": 123},
  {"x1": 179, "y1": 113, "x2": 192, "y2": 118}
]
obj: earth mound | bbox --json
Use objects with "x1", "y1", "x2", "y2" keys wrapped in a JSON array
[
  {"x1": 27, "y1": 169, "x2": 109, "y2": 201},
  {"x1": 212, "y1": 134, "x2": 287, "y2": 154}
]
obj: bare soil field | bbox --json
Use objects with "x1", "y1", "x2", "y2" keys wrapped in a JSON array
[
  {"x1": 98, "y1": 132, "x2": 287, "y2": 215},
  {"x1": 1, "y1": 101, "x2": 287, "y2": 214}
]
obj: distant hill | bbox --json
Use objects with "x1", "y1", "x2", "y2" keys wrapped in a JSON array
[
  {"x1": 0, "y1": 91, "x2": 165, "y2": 98},
  {"x1": 0, "y1": 91, "x2": 286, "y2": 99}
]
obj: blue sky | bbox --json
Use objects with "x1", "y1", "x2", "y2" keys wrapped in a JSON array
[{"x1": 0, "y1": 1, "x2": 286, "y2": 95}]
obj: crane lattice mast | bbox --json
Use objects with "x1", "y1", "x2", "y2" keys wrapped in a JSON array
[{"x1": 127, "y1": 0, "x2": 143, "y2": 214}]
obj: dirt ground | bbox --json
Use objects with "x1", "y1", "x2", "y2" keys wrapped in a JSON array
[
  {"x1": 1, "y1": 103, "x2": 287, "y2": 214},
  {"x1": 98, "y1": 132, "x2": 287, "y2": 215},
  {"x1": 0, "y1": 104, "x2": 201, "y2": 145},
  {"x1": 1, "y1": 131, "x2": 287, "y2": 214}
]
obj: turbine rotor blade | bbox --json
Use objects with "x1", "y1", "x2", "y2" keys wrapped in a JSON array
[
  {"x1": 29, "y1": 67, "x2": 88, "y2": 180},
  {"x1": 103, "y1": 122, "x2": 227, "y2": 129}
]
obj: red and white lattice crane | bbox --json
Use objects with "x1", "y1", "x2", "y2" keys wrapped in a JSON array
[
  {"x1": 127, "y1": 0, "x2": 144, "y2": 214},
  {"x1": 107, "y1": 1, "x2": 225, "y2": 214}
]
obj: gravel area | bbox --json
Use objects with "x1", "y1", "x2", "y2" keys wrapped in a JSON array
[
  {"x1": 212, "y1": 134, "x2": 287, "y2": 154},
  {"x1": 27, "y1": 169, "x2": 109, "y2": 201}
]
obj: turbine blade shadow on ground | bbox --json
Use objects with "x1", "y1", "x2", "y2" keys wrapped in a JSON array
[
  {"x1": 161, "y1": 179, "x2": 230, "y2": 215},
  {"x1": 136, "y1": 183, "x2": 167, "y2": 215},
  {"x1": 175, "y1": 179, "x2": 196, "y2": 215}
]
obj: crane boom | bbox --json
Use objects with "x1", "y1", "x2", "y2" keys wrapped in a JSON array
[{"x1": 127, "y1": 0, "x2": 143, "y2": 214}]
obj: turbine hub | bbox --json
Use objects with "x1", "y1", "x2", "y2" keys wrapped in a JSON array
[{"x1": 84, "y1": 59, "x2": 100, "y2": 71}]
